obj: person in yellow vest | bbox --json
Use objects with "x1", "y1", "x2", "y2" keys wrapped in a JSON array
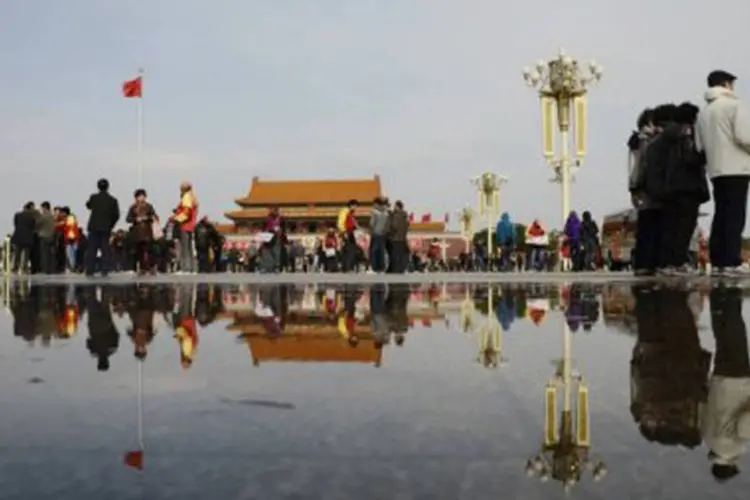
[
  {"x1": 60, "y1": 207, "x2": 80, "y2": 272},
  {"x1": 174, "y1": 317, "x2": 198, "y2": 369},
  {"x1": 337, "y1": 199, "x2": 359, "y2": 272},
  {"x1": 172, "y1": 182, "x2": 199, "y2": 273}
]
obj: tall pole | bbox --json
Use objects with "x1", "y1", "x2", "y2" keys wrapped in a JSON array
[
  {"x1": 560, "y1": 128, "x2": 571, "y2": 229},
  {"x1": 136, "y1": 68, "x2": 145, "y2": 188}
]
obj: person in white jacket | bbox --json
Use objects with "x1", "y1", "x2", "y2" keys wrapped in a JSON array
[
  {"x1": 703, "y1": 286, "x2": 750, "y2": 482},
  {"x1": 695, "y1": 70, "x2": 750, "y2": 275}
]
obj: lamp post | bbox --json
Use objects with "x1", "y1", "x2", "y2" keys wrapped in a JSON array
[
  {"x1": 471, "y1": 173, "x2": 508, "y2": 258},
  {"x1": 525, "y1": 319, "x2": 606, "y2": 490},
  {"x1": 523, "y1": 50, "x2": 602, "y2": 228},
  {"x1": 458, "y1": 205, "x2": 476, "y2": 255}
]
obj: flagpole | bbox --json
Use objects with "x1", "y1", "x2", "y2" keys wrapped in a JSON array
[{"x1": 137, "y1": 68, "x2": 144, "y2": 188}]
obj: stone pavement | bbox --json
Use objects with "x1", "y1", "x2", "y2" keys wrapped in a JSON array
[{"x1": 0, "y1": 271, "x2": 708, "y2": 286}]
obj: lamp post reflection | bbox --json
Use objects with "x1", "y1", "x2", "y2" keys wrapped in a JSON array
[
  {"x1": 526, "y1": 320, "x2": 605, "y2": 489},
  {"x1": 459, "y1": 286, "x2": 476, "y2": 335},
  {"x1": 476, "y1": 285, "x2": 506, "y2": 369}
]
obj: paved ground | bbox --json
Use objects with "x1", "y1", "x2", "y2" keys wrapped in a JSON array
[{"x1": 0, "y1": 271, "x2": 711, "y2": 286}]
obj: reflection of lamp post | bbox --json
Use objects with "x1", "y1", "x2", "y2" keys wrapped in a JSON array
[
  {"x1": 525, "y1": 321, "x2": 605, "y2": 490},
  {"x1": 460, "y1": 287, "x2": 476, "y2": 334},
  {"x1": 476, "y1": 286, "x2": 506, "y2": 368},
  {"x1": 459, "y1": 206, "x2": 476, "y2": 254},
  {"x1": 523, "y1": 50, "x2": 602, "y2": 228},
  {"x1": 471, "y1": 173, "x2": 508, "y2": 257}
]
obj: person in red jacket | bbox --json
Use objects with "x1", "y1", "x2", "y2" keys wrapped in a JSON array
[{"x1": 172, "y1": 182, "x2": 199, "y2": 273}]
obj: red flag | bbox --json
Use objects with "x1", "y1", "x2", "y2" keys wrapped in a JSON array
[
  {"x1": 122, "y1": 77, "x2": 143, "y2": 98},
  {"x1": 408, "y1": 213, "x2": 415, "y2": 223},
  {"x1": 421, "y1": 214, "x2": 431, "y2": 223},
  {"x1": 123, "y1": 450, "x2": 144, "y2": 470}
]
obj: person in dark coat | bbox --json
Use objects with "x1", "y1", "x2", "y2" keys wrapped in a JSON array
[
  {"x1": 580, "y1": 211, "x2": 600, "y2": 270},
  {"x1": 126, "y1": 189, "x2": 157, "y2": 275},
  {"x1": 84, "y1": 178, "x2": 120, "y2": 277},
  {"x1": 386, "y1": 200, "x2": 410, "y2": 273},
  {"x1": 11, "y1": 202, "x2": 37, "y2": 273}
]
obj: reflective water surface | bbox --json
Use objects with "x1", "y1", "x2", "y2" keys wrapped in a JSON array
[{"x1": 1, "y1": 281, "x2": 749, "y2": 499}]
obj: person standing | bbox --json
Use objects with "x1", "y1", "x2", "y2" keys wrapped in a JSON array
[
  {"x1": 628, "y1": 108, "x2": 659, "y2": 276},
  {"x1": 126, "y1": 189, "x2": 157, "y2": 275},
  {"x1": 386, "y1": 200, "x2": 409, "y2": 273},
  {"x1": 35, "y1": 201, "x2": 56, "y2": 274},
  {"x1": 11, "y1": 202, "x2": 37, "y2": 274},
  {"x1": 650, "y1": 102, "x2": 709, "y2": 275},
  {"x1": 369, "y1": 198, "x2": 389, "y2": 273},
  {"x1": 85, "y1": 178, "x2": 120, "y2": 277},
  {"x1": 172, "y1": 181, "x2": 199, "y2": 274},
  {"x1": 336, "y1": 199, "x2": 359, "y2": 272},
  {"x1": 695, "y1": 70, "x2": 750, "y2": 275}
]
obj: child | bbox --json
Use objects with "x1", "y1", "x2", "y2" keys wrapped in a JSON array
[{"x1": 559, "y1": 234, "x2": 571, "y2": 271}]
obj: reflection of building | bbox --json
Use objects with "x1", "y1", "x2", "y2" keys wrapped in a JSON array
[
  {"x1": 218, "y1": 176, "x2": 466, "y2": 256},
  {"x1": 223, "y1": 286, "x2": 453, "y2": 366},
  {"x1": 229, "y1": 312, "x2": 384, "y2": 366}
]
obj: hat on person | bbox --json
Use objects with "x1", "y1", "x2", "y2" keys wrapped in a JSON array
[{"x1": 707, "y1": 70, "x2": 737, "y2": 88}]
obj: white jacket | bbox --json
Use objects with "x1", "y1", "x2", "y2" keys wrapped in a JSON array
[
  {"x1": 695, "y1": 87, "x2": 750, "y2": 179},
  {"x1": 702, "y1": 376, "x2": 750, "y2": 465}
]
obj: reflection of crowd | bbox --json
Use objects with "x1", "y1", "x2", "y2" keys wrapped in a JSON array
[
  {"x1": 630, "y1": 285, "x2": 750, "y2": 482},
  {"x1": 7, "y1": 284, "x2": 224, "y2": 369}
]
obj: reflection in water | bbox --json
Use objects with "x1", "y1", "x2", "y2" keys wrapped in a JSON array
[
  {"x1": 630, "y1": 285, "x2": 710, "y2": 449},
  {"x1": 2, "y1": 281, "x2": 750, "y2": 493},
  {"x1": 706, "y1": 286, "x2": 750, "y2": 482}
]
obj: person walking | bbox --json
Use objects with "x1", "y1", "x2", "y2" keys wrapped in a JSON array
[
  {"x1": 695, "y1": 70, "x2": 750, "y2": 275},
  {"x1": 85, "y1": 178, "x2": 120, "y2": 277}
]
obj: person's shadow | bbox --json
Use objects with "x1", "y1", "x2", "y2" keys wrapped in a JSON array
[{"x1": 704, "y1": 285, "x2": 750, "y2": 482}]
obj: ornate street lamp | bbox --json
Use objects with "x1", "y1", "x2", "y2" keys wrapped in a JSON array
[
  {"x1": 471, "y1": 173, "x2": 508, "y2": 257},
  {"x1": 458, "y1": 205, "x2": 476, "y2": 255},
  {"x1": 525, "y1": 321, "x2": 605, "y2": 489},
  {"x1": 523, "y1": 50, "x2": 602, "y2": 228}
]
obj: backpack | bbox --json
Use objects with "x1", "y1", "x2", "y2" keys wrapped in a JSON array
[{"x1": 337, "y1": 208, "x2": 349, "y2": 234}]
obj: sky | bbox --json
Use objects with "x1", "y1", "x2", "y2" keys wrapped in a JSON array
[{"x1": 2, "y1": 0, "x2": 750, "y2": 235}]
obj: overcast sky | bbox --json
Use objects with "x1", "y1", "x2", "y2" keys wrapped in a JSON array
[{"x1": 2, "y1": 0, "x2": 749, "y2": 234}]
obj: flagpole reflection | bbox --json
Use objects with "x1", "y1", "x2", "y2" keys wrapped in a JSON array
[{"x1": 124, "y1": 359, "x2": 145, "y2": 471}]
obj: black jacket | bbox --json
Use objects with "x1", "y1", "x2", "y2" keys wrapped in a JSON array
[
  {"x1": 644, "y1": 124, "x2": 709, "y2": 204},
  {"x1": 12, "y1": 209, "x2": 37, "y2": 247},
  {"x1": 86, "y1": 191, "x2": 120, "y2": 233}
]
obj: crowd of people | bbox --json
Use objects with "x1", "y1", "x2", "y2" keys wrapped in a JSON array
[
  {"x1": 627, "y1": 69, "x2": 750, "y2": 277},
  {"x1": 5, "y1": 71, "x2": 750, "y2": 277}
]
